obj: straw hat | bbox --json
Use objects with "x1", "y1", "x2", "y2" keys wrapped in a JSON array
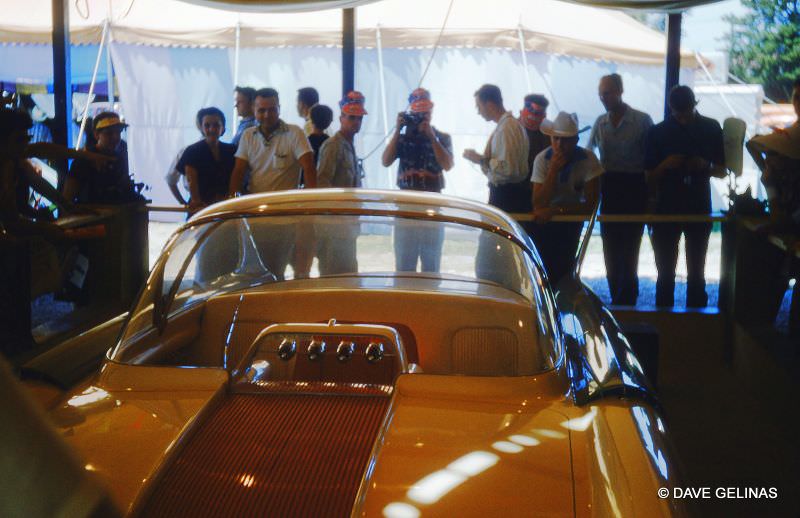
[
  {"x1": 748, "y1": 124, "x2": 800, "y2": 160},
  {"x1": 540, "y1": 111, "x2": 590, "y2": 137}
]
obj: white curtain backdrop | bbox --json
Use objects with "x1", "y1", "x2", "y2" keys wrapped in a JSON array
[{"x1": 109, "y1": 39, "x2": 694, "y2": 220}]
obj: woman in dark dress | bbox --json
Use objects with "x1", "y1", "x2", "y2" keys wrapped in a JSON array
[{"x1": 180, "y1": 107, "x2": 236, "y2": 215}]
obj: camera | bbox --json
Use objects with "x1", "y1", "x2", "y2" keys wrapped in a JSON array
[{"x1": 401, "y1": 112, "x2": 424, "y2": 130}]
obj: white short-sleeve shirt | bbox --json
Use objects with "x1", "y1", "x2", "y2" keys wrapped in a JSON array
[
  {"x1": 235, "y1": 121, "x2": 312, "y2": 193},
  {"x1": 531, "y1": 146, "x2": 603, "y2": 207}
]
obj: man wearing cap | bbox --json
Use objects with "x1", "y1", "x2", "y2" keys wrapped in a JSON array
[
  {"x1": 315, "y1": 91, "x2": 368, "y2": 275},
  {"x1": 229, "y1": 87, "x2": 317, "y2": 279},
  {"x1": 63, "y1": 111, "x2": 139, "y2": 204},
  {"x1": 645, "y1": 85, "x2": 726, "y2": 308},
  {"x1": 464, "y1": 84, "x2": 530, "y2": 213},
  {"x1": 530, "y1": 111, "x2": 602, "y2": 284},
  {"x1": 520, "y1": 94, "x2": 550, "y2": 178},
  {"x1": 382, "y1": 87, "x2": 453, "y2": 272},
  {"x1": 589, "y1": 73, "x2": 653, "y2": 306}
]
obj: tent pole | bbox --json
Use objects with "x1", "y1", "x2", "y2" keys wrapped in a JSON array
[
  {"x1": 233, "y1": 21, "x2": 242, "y2": 128},
  {"x1": 51, "y1": 0, "x2": 72, "y2": 183},
  {"x1": 375, "y1": 24, "x2": 391, "y2": 186},
  {"x1": 664, "y1": 12, "x2": 682, "y2": 119},
  {"x1": 343, "y1": 8, "x2": 356, "y2": 95},
  {"x1": 76, "y1": 21, "x2": 109, "y2": 149},
  {"x1": 517, "y1": 25, "x2": 532, "y2": 92}
]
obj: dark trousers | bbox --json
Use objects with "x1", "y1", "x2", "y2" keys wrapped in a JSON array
[
  {"x1": 650, "y1": 222, "x2": 712, "y2": 307},
  {"x1": 528, "y1": 222, "x2": 583, "y2": 285},
  {"x1": 600, "y1": 171, "x2": 647, "y2": 305},
  {"x1": 488, "y1": 181, "x2": 532, "y2": 214}
]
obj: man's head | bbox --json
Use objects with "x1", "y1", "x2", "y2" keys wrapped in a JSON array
[
  {"x1": 255, "y1": 88, "x2": 281, "y2": 131},
  {"x1": 297, "y1": 87, "x2": 320, "y2": 118},
  {"x1": 234, "y1": 86, "x2": 256, "y2": 118},
  {"x1": 405, "y1": 88, "x2": 434, "y2": 132},
  {"x1": 310, "y1": 104, "x2": 333, "y2": 133},
  {"x1": 792, "y1": 76, "x2": 800, "y2": 119},
  {"x1": 474, "y1": 84, "x2": 504, "y2": 121},
  {"x1": 0, "y1": 108, "x2": 32, "y2": 159},
  {"x1": 338, "y1": 91, "x2": 367, "y2": 138},
  {"x1": 521, "y1": 93, "x2": 548, "y2": 131},
  {"x1": 598, "y1": 73, "x2": 624, "y2": 112},
  {"x1": 196, "y1": 107, "x2": 226, "y2": 142},
  {"x1": 668, "y1": 85, "x2": 698, "y2": 125},
  {"x1": 92, "y1": 111, "x2": 127, "y2": 153}
]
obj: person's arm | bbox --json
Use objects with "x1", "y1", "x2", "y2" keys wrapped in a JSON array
[
  {"x1": 316, "y1": 141, "x2": 336, "y2": 188},
  {"x1": 228, "y1": 157, "x2": 249, "y2": 197},
  {"x1": 482, "y1": 120, "x2": 526, "y2": 182},
  {"x1": 298, "y1": 151, "x2": 317, "y2": 188},
  {"x1": 184, "y1": 164, "x2": 204, "y2": 213},
  {"x1": 533, "y1": 151, "x2": 566, "y2": 210},
  {"x1": 25, "y1": 143, "x2": 114, "y2": 169},
  {"x1": 167, "y1": 180, "x2": 187, "y2": 205},
  {"x1": 381, "y1": 113, "x2": 403, "y2": 167},
  {"x1": 422, "y1": 124, "x2": 453, "y2": 171},
  {"x1": 746, "y1": 139, "x2": 767, "y2": 172},
  {"x1": 165, "y1": 152, "x2": 188, "y2": 205}
]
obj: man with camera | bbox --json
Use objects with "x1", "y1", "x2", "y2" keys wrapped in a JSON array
[{"x1": 382, "y1": 88, "x2": 453, "y2": 272}]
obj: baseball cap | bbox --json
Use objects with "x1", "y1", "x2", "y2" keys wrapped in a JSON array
[{"x1": 339, "y1": 91, "x2": 368, "y2": 116}]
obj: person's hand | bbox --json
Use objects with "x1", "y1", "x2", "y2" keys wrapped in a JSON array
[
  {"x1": 188, "y1": 199, "x2": 205, "y2": 214},
  {"x1": 532, "y1": 206, "x2": 557, "y2": 223},
  {"x1": 463, "y1": 148, "x2": 483, "y2": 164},
  {"x1": 686, "y1": 156, "x2": 710, "y2": 175},
  {"x1": 548, "y1": 151, "x2": 569, "y2": 176},
  {"x1": 660, "y1": 154, "x2": 685, "y2": 172},
  {"x1": 395, "y1": 112, "x2": 406, "y2": 131}
]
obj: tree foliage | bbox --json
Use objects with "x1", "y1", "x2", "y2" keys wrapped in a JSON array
[{"x1": 727, "y1": 0, "x2": 800, "y2": 102}]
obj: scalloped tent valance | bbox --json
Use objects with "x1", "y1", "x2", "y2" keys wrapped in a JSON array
[
  {"x1": 180, "y1": 0, "x2": 721, "y2": 13},
  {"x1": 0, "y1": 0, "x2": 701, "y2": 67}
]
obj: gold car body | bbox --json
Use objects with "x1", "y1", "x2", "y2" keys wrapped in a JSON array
[{"x1": 45, "y1": 190, "x2": 685, "y2": 517}]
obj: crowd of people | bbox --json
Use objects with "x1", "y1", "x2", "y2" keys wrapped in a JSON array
[
  {"x1": 153, "y1": 78, "x2": 738, "y2": 307},
  {"x1": 3, "y1": 74, "x2": 799, "y2": 315}
]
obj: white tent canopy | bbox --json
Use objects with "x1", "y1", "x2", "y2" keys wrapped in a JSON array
[
  {"x1": 2, "y1": 0, "x2": 697, "y2": 66},
  {"x1": 1, "y1": 0, "x2": 702, "y2": 215}
]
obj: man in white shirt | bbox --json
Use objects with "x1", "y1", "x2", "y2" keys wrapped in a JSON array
[
  {"x1": 463, "y1": 84, "x2": 530, "y2": 213},
  {"x1": 229, "y1": 87, "x2": 316, "y2": 194},
  {"x1": 588, "y1": 73, "x2": 653, "y2": 305},
  {"x1": 530, "y1": 111, "x2": 602, "y2": 284},
  {"x1": 228, "y1": 87, "x2": 317, "y2": 279}
]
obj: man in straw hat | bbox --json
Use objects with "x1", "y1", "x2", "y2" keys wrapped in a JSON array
[
  {"x1": 747, "y1": 76, "x2": 800, "y2": 231},
  {"x1": 529, "y1": 111, "x2": 602, "y2": 284},
  {"x1": 644, "y1": 85, "x2": 726, "y2": 308},
  {"x1": 382, "y1": 87, "x2": 453, "y2": 272}
]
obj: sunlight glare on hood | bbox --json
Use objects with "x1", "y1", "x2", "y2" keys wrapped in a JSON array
[
  {"x1": 383, "y1": 502, "x2": 421, "y2": 518},
  {"x1": 560, "y1": 407, "x2": 598, "y2": 431},
  {"x1": 67, "y1": 386, "x2": 110, "y2": 408},
  {"x1": 446, "y1": 451, "x2": 499, "y2": 476},
  {"x1": 407, "y1": 471, "x2": 466, "y2": 504}
]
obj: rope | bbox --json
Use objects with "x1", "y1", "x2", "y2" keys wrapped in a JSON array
[{"x1": 359, "y1": 0, "x2": 455, "y2": 162}]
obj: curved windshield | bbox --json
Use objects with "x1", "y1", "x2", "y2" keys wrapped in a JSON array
[{"x1": 115, "y1": 213, "x2": 558, "y2": 374}]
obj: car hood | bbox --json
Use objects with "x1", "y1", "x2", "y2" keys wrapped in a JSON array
[
  {"x1": 357, "y1": 373, "x2": 574, "y2": 517},
  {"x1": 53, "y1": 365, "x2": 574, "y2": 516}
]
